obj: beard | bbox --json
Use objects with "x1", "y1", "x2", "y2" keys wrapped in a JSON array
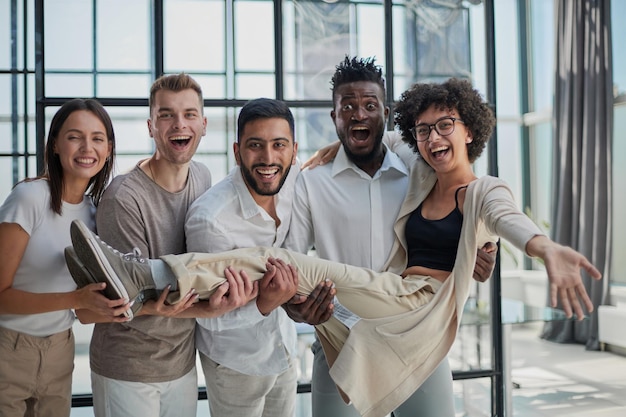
[
  {"x1": 337, "y1": 122, "x2": 386, "y2": 165},
  {"x1": 240, "y1": 162, "x2": 292, "y2": 196}
]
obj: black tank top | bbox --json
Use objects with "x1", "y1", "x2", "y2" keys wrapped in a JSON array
[{"x1": 405, "y1": 186, "x2": 466, "y2": 272}]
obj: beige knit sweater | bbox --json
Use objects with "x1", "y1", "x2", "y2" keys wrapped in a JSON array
[{"x1": 327, "y1": 160, "x2": 543, "y2": 417}]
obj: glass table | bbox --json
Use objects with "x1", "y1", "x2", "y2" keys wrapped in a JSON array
[{"x1": 459, "y1": 297, "x2": 575, "y2": 416}]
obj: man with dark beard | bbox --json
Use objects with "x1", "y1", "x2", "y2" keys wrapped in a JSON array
[{"x1": 185, "y1": 98, "x2": 333, "y2": 417}]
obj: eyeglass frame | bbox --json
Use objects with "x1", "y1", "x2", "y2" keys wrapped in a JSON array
[{"x1": 409, "y1": 117, "x2": 465, "y2": 142}]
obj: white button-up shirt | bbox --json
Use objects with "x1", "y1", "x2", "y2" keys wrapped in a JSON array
[
  {"x1": 186, "y1": 164, "x2": 299, "y2": 376},
  {"x1": 285, "y1": 142, "x2": 409, "y2": 270}
]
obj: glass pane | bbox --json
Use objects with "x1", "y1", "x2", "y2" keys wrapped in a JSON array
[
  {"x1": 106, "y1": 106, "x2": 153, "y2": 155},
  {"x1": 453, "y1": 378, "x2": 492, "y2": 416},
  {"x1": 356, "y1": 4, "x2": 385, "y2": 64},
  {"x1": 612, "y1": 104, "x2": 626, "y2": 284},
  {"x1": 45, "y1": 74, "x2": 94, "y2": 97},
  {"x1": 293, "y1": 107, "x2": 338, "y2": 160},
  {"x1": 24, "y1": 2, "x2": 34, "y2": 70},
  {"x1": 96, "y1": 74, "x2": 153, "y2": 98},
  {"x1": 392, "y1": 4, "x2": 411, "y2": 93},
  {"x1": 468, "y1": 2, "x2": 487, "y2": 93},
  {"x1": 496, "y1": 121, "x2": 524, "y2": 270},
  {"x1": 406, "y1": 1, "x2": 471, "y2": 81},
  {"x1": 194, "y1": 154, "x2": 230, "y2": 185},
  {"x1": 44, "y1": 0, "x2": 94, "y2": 70},
  {"x1": 0, "y1": 75, "x2": 10, "y2": 114},
  {"x1": 282, "y1": 0, "x2": 351, "y2": 100},
  {"x1": 0, "y1": 0, "x2": 10, "y2": 68},
  {"x1": 192, "y1": 74, "x2": 227, "y2": 101},
  {"x1": 235, "y1": 74, "x2": 275, "y2": 99},
  {"x1": 612, "y1": 0, "x2": 626, "y2": 96},
  {"x1": 0, "y1": 73, "x2": 34, "y2": 118},
  {"x1": 529, "y1": 0, "x2": 554, "y2": 112},
  {"x1": 164, "y1": 0, "x2": 225, "y2": 73},
  {"x1": 0, "y1": 122, "x2": 10, "y2": 155},
  {"x1": 199, "y1": 107, "x2": 230, "y2": 155},
  {"x1": 97, "y1": 0, "x2": 151, "y2": 71},
  {"x1": 494, "y1": 0, "x2": 520, "y2": 116},
  {"x1": 528, "y1": 122, "x2": 552, "y2": 237},
  {"x1": 393, "y1": 0, "x2": 476, "y2": 97},
  {"x1": 450, "y1": 313, "x2": 493, "y2": 372},
  {"x1": 234, "y1": 0, "x2": 274, "y2": 72},
  {"x1": 0, "y1": 155, "x2": 36, "y2": 202},
  {"x1": 77, "y1": 105, "x2": 153, "y2": 176}
]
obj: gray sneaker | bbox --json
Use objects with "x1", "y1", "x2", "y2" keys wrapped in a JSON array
[
  {"x1": 65, "y1": 246, "x2": 134, "y2": 319},
  {"x1": 69, "y1": 219, "x2": 158, "y2": 315}
]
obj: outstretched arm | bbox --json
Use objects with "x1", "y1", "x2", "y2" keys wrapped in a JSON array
[{"x1": 525, "y1": 235, "x2": 601, "y2": 320}]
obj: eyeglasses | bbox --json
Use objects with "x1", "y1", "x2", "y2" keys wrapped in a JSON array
[{"x1": 409, "y1": 117, "x2": 464, "y2": 142}]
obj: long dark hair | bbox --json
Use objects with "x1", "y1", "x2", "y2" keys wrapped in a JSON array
[{"x1": 41, "y1": 98, "x2": 116, "y2": 214}]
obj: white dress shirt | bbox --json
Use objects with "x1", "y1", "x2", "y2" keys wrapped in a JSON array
[
  {"x1": 186, "y1": 164, "x2": 299, "y2": 376},
  {"x1": 285, "y1": 142, "x2": 409, "y2": 271}
]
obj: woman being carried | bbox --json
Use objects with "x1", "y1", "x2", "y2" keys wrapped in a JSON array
[{"x1": 66, "y1": 79, "x2": 600, "y2": 417}]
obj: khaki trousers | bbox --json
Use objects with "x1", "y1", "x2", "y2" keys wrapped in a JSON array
[
  {"x1": 0, "y1": 326, "x2": 74, "y2": 417},
  {"x1": 200, "y1": 352, "x2": 297, "y2": 417},
  {"x1": 162, "y1": 246, "x2": 440, "y2": 355}
]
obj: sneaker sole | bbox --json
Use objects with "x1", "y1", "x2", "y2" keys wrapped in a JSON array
[
  {"x1": 65, "y1": 246, "x2": 133, "y2": 320},
  {"x1": 65, "y1": 246, "x2": 97, "y2": 289},
  {"x1": 70, "y1": 221, "x2": 132, "y2": 306}
]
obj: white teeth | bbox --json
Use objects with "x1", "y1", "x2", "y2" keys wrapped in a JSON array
[
  {"x1": 257, "y1": 168, "x2": 278, "y2": 175},
  {"x1": 76, "y1": 158, "x2": 95, "y2": 164},
  {"x1": 431, "y1": 146, "x2": 448, "y2": 153},
  {"x1": 170, "y1": 136, "x2": 190, "y2": 141},
  {"x1": 352, "y1": 126, "x2": 368, "y2": 131}
]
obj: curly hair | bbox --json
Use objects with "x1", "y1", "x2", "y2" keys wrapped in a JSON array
[
  {"x1": 393, "y1": 78, "x2": 495, "y2": 163},
  {"x1": 330, "y1": 56, "x2": 386, "y2": 100}
]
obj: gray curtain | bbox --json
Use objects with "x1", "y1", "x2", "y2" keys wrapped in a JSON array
[{"x1": 541, "y1": 0, "x2": 613, "y2": 350}]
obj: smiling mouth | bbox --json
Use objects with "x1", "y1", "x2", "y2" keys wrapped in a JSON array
[
  {"x1": 170, "y1": 135, "x2": 191, "y2": 148},
  {"x1": 255, "y1": 165, "x2": 280, "y2": 179},
  {"x1": 351, "y1": 126, "x2": 370, "y2": 141},
  {"x1": 430, "y1": 145, "x2": 449, "y2": 159},
  {"x1": 75, "y1": 157, "x2": 96, "y2": 165}
]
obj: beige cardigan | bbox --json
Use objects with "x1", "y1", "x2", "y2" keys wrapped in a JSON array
[{"x1": 327, "y1": 160, "x2": 543, "y2": 417}]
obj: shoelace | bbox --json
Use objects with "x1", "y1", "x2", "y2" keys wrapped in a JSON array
[
  {"x1": 122, "y1": 247, "x2": 147, "y2": 263},
  {"x1": 94, "y1": 232, "x2": 147, "y2": 264}
]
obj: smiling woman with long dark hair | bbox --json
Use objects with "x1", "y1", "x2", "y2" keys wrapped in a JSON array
[{"x1": 0, "y1": 99, "x2": 127, "y2": 417}]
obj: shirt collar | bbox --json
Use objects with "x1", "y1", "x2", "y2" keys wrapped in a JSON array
[
  {"x1": 331, "y1": 142, "x2": 409, "y2": 178},
  {"x1": 232, "y1": 167, "x2": 266, "y2": 220}
]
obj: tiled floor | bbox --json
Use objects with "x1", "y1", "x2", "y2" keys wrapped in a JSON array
[
  {"x1": 454, "y1": 322, "x2": 626, "y2": 417},
  {"x1": 506, "y1": 323, "x2": 626, "y2": 417},
  {"x1": 70, "y1": 322, "x2": 626, "y2": 417}
]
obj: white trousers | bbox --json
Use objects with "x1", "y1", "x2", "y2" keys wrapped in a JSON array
[{"x1": 91, "y1": 367, "x2": 198, "y2": 417}]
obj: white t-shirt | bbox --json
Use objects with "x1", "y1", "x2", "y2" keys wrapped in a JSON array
[{"x1": 0, "y1": 179, "x2": 96, "y2": 337}]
